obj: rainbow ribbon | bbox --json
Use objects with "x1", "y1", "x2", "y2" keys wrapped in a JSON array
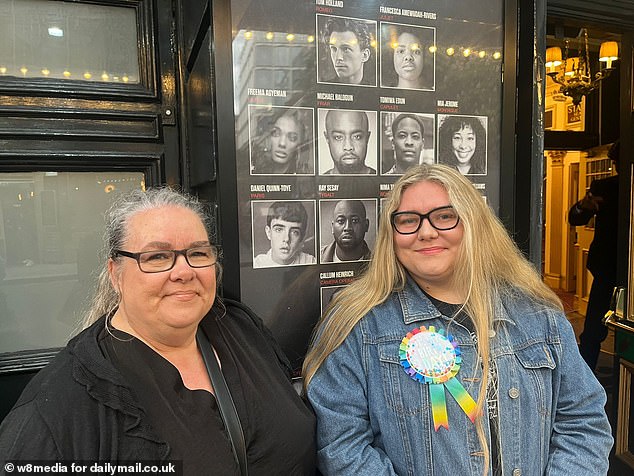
[{"x1": 399, "y1": 325, "x2": 477, "y2": 431}]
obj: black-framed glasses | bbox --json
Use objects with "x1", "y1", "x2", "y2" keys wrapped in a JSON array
[
  {"x1": 391, "y1": 206, "x2": 460, "y2": 234},
  {"x1": 112, "y1": 245, "x2": 218, "y2": 273}
]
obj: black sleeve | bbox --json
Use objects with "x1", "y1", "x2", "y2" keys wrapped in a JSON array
[
  {"x1": 222, "y1": 298, "x2": 294, "y2": 380},
  {"x1": 0, "y1": 401, "x2": 60, "y2": 463},
  {"x1": 568, "y1": 201, "x2": 594, "y2": 226}
]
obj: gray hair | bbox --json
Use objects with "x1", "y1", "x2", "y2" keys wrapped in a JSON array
[{"x1": 82, "y1": 187, "x2": 214, "y2": 328}]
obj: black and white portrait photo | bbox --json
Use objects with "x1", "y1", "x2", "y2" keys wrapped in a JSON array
[
  {"x1": 380, "y1": 22, "x2": 435, "y2": 91},
  {"x1": 252, "y1": 200, "x2": 317, "y2": 268},
  {"x1": 319, "y1": 198, "x2": 377, "y2": 263},
  {"x1": 437, "y1": 114, "x2": 488, "y2": 176},
  {"x1": 318, "y1": 108, "x2": 378, "y2": 175},
  {"x1": 320, "y1": 285, "x2": 347, "y2": 314},
  {"x1": 380, "y1": 111, "x2": 435, "y2": 175},
  {"x1": 248, "y1": 105, "x2": 315, "y2": 175},
  {"x1": 317, "y1": 14, "x2": 377, "y2": 86}
]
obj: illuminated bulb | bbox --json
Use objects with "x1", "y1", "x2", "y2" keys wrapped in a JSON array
[
  {"x1": 48, "y1": 27, "x2": 63, "y2": 37},
  {"x1": 113, "y1": 76, "x2": 120, "y2": 81},
  {"x1": 428, "y1": 45, "x2": 437, "y2": 53},
  {"x1": 0, "y1": 67, "x2": 6, "y2": 74},
  {"x1": 244, "y1": 31, "x2": 253, "y2": 40},
  {"x1": 370, "y1": 40, "x2": 376, "y2": 48},
  {"x1": 286, "y1": 33, "x2": 295, "y2": 41},
  {"x1": 265, "y1": 32, "x2": 274, "y2": 40},
  {"x1": 462, "y1": 48, "x2": 471, "y2": 57},
  {"x1": 493, "y1": 51, "x2": 501, "y2": 60},
  {"x1": 446, "y1": 47, "x2": 455, "y2": 56},
  {"x1": 122, "y1": 75, "x2": 129, "y2": 82},
  {"x1": 83, "y1": 72, "x2": 92, "y2": 79},
  {"x1": 20, "y1": 66, "x2": 28, "y2": 75},
  {"x1": 41, "y1": 68, "x2": 50, "y2": 76},
  {"x1": 478, "y1": 50, "x2": 486, "y2": 58},
  {"x1": 307, "y1": 35, "x2": 314, "y2": 43},
  {"x1": 63, "y1": 70, "x2": 71, "y2": 78},
  {"x1": 101, "y1": 72, "x2": 109, "y2": 81}
]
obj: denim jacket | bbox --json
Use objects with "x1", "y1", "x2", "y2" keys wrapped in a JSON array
[{"x1": 307, "y1": 278, "x2": 613, "y2": 476}]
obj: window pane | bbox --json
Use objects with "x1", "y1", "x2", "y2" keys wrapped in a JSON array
[
  {"x1": 0, "y1": 0, "x2": 139, "y2": 83},
  {"x1": 0, "y1": 172, "x2": 144, "y2": 354}
]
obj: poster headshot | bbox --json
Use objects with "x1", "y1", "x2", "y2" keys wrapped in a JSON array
[
  {"x1": 248, "y1": 105, "x2": 315, "y2": 175},
  {"x1": 380, "y1": 111, "x2": 435, "y2": 175},
  {"x1": 319, "y1": 198, "x2": 377, "y2": 263},
  {"x1": 380, "y1": 22, "x2": 435, "y2": 91},
  {"x1": 252, "y1": 200, "x2": 317, "y2": 268},
  {"x1": 321, "y1": 285, "x2": 347, "y2": 314},
  {"x1": 317, "y1": 14, "x2": 377, "y2": 87},
  {"x1": 318, "y1": 108, "x2": 378, "y2": 175},
  {"x1": 437, "y1": 114, "x2": 488, "y2": 175}
]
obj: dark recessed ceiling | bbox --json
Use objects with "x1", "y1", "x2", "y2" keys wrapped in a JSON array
[{"x1": 547, "y1": 0, "x2": 634, "y2": 31}]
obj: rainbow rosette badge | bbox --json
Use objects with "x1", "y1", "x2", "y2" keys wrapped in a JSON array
[{"x1": 399, "y1": 325, "x2": 477, "y2": 431}]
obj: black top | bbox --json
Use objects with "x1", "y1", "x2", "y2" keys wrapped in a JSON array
[
  {"x1": 100, "y1": 305, "x2": 316, "y2": 476},
  {"x1": 423, "y1": 292, "x2": 501, "y2": 476},
  {"x1": 100, "y1": 326, "x2": 238, "y2": 475},
  {"x1": 568, "y1": 174, "x2": 619, "y2": 279},
  {"x1": 0, "y1": 301, "x2": 315, "y2": 476}
]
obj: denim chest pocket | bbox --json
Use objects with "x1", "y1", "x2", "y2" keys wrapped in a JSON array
[
  {"x1": 512, "y1": 342, "x2": 556, "y2": 370},
  {"x1": 506, "y1": 341, "x2": 557, "y2": 413},
  {"x1": 377, "y1": 339, "x2": 431, "y2": 416}
]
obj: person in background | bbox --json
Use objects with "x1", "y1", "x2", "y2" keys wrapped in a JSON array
[
  {"x1": 254, "y1": 201, "x2": 316, "y2": 267},
  {"x1": 322, "y1": 110, "x2": 376, "y2": 175},
  {"x1": 568, "y1": 140, "x2": 620, "y2": 371},
  {"x1": 320, "y1": 200, "x2": 371, "y2": 263},
  {"x1": 437, "y1": 115, "x2": 487, "y2": 175},
  {"x1": 322, "y1": 17, "x2": 372, "y2": 85},
  {"x1": 0, "y1": 187, "x2": 316, "y2": 475},
  {"x1": 304, "y1": 164, "x2": 612, "y2": 475},
  {"x1": 252, "y1": 108, "x2": 313, "y2": 175},
  {"x1": 386, "y1": 113, "x2": 425, "y2": 175}
]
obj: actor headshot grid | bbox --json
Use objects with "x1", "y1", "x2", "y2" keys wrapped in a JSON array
[
  {"x1": 380, "y1": 21, "x2": 436, "y2": 91},
  {"x1": 251, "y1": 200, "x2": 317, "y2": 268},
  {"x1": 316, "y1": 14, "x2": 378, "y2": 87},
  {"x1": 380, "y1": 111, "x2": 435, "y2": 175},
  {"x1": 317, "y1": 108, "x2": 378, "y2": 175},
  {"x1": 248, "y1": 105, "x2": 316, "y2": 176},
  {"x1": 318, "y1": 198, "x2": 377, "y2": 263},
  {"x1": 437, "y1": 114, "x2": 488, "y2": 176}
]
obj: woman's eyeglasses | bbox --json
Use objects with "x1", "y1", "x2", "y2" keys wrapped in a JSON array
[
  {"x1": 391, "y1": 206, "x2": 460, "y2": 234},
  {"x1": 112, "y1": 245, "x2": 218, "y2": 273}
]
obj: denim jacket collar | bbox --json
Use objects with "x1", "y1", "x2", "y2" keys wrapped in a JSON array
[{"x1": 397, "y1": 276, "x2": 516, "y2": 327}]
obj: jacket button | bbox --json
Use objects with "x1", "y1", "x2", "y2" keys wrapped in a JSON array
[
  {"x1": 512, "y1": 469, "x2": 521, "y2": 476},
  {"x1": 509, "y1": 388, "x2": 520, "y2": 399}
]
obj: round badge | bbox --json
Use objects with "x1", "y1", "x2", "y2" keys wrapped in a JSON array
[{"x1": 399, "y1": 325, "x2": 462, "y2": 384}]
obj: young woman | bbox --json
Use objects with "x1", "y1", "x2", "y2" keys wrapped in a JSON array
[
  {"x1": 252, "y1": 108, "x2": 313, "y2": 175},
  {"x1": 304, "y1": 164, "x2": 612, "y2": 475},
  {"x1": 438, "y1": 115, "x2": 487, "y2": 175}
]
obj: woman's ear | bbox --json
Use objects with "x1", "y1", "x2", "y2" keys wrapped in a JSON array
[{"x1": 107, "y1": 258, "x2": 120, "y2": 294}]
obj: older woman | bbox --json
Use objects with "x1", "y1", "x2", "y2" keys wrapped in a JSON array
[
  {"x1": 437, "y1": 115, "x2": 487, "y2": 175},
  {"x1": 304, "y1": 164, "x2": 612, "y2": 475},
  {"x1": 0, "y1": 188, "x2": 316, "y2": 475}
]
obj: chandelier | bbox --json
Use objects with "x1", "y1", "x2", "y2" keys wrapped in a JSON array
[{"x1": 545, "y1": 28, "x2": 619, "y2": 107}]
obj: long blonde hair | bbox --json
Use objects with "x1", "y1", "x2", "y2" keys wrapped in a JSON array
[{"x1": 303, "y1": 164, "x2": 562, "y2": 470}]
